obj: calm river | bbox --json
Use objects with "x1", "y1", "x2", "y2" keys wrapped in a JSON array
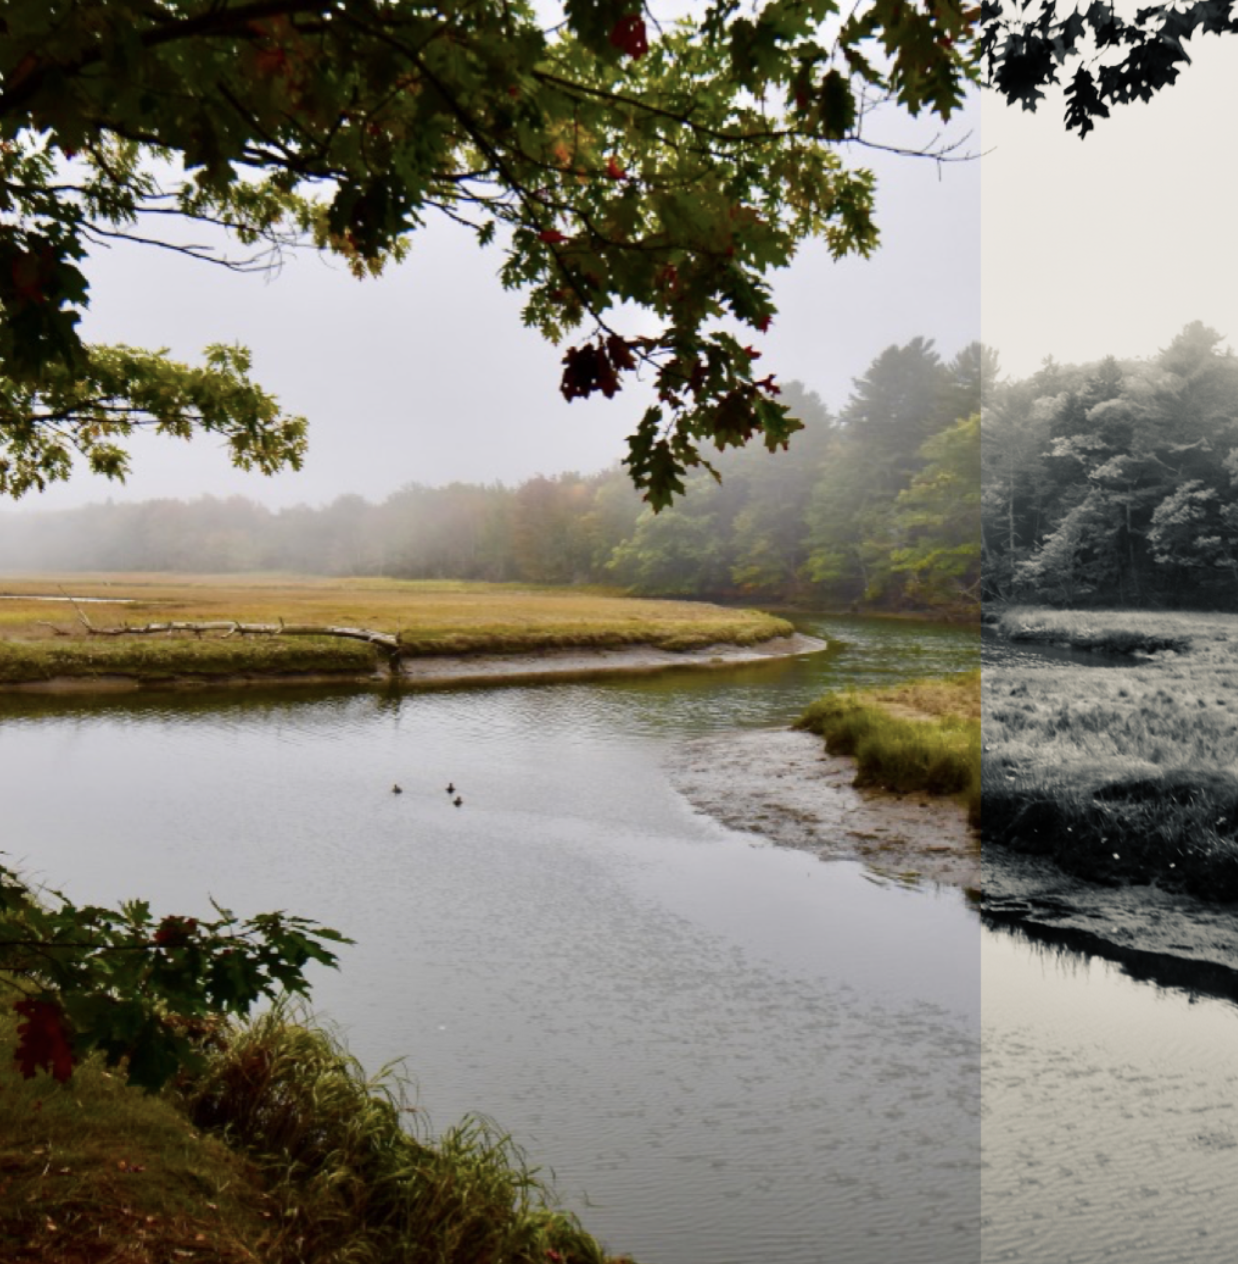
[
  {"x1": 3, "y1": 615, "x2": 975, "y2": 1264},
  {"x1": 5, "y1": 617, "x2": 1235, "y2": 1262}
]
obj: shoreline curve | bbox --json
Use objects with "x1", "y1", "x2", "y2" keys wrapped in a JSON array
[{"x1": 0, "y1": 632, "x2": 827, "y2": 694}]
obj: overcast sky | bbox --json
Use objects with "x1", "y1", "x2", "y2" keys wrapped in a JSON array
[
  {"x1": 19, "y1": 87, "x2": 981, "y2": 512},
  {"x1": 982, "y1": 35, "x2": 1237, "y2": 382}
]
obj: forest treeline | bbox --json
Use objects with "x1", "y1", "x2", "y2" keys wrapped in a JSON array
[
  {"x1": 0, "y1": 339, "x2": 981, "y2": 617},
  {"x1": 983, "y1": 322, "x2": 1238, "y2": 609}
]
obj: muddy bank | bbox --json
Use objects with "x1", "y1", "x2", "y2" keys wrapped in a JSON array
[
  {"x1": 666, "y1": 727, "x2": 979, "y2": 891},
  {"x1": 0, "y1": 670, "x2": 380, "y2": 694},
  {"x1": 394, "y1": 633, "x2": 825, "y2": 687},
  {"x1": 0, "y1": 634, "x2": 826, "y2": 694},
  {"x1": 983, "y1": 844, "x2": 1238, "y2": 984}
]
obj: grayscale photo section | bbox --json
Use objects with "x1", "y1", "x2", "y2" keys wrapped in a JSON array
[{"x1": 981, "y1": 21, "x2": 1238, "y2": 1262}]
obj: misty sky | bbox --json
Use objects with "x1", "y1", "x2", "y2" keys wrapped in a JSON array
[
  {"x1": 982, "y1": 36, "x2": 1237, "y2": 382},
  {"x1": 21, "y1": 91, "x2": 982, "y2": 512}
]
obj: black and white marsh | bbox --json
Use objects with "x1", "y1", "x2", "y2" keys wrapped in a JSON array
[
  {"x1": 982, "y1": 611, "x2": 1238, "y2": 1262},
  {"x1": 981, "y1": 621, "x2": 1135, "y2": 670}
]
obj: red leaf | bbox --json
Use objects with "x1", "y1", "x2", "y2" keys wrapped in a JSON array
[
  {"x1": 605, "y1": 156, "x2": 627, "y2": 180},
  {"x1": 609, "y1": 14, "x2": 648, "y2": 59},
  {"x1": 537, "y1": 229, "x2": 567, "y2": 244},
  {"x1": 13, "y1": 999, "x2": 74, "y2": 1083},
  {"x1": 606, "y1": 334, "x2": 636, "y2": 371},
  {"x1": 10, "y1": 254, "x2": 45, "y2": 304},
  {"x1": 756, "y1": 315, "x2": 772, "y2": 333},
  {"x1": 153, "y1": 915, "x2": 198, "y2": 947},
  {"x1": 560, "y1": 341, "x2": 626, "y2": 401}
]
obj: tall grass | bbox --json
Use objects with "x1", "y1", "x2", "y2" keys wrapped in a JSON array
[
  {"x1": 183, "y1": 1006, "x2": 626, "y2": 1264},
  {"x1": 797, "y1": 672, "x2": 980, "y2": 825},
  {"x1": 0, "y1": 1003, "x2": 631, "y2": 1264}
]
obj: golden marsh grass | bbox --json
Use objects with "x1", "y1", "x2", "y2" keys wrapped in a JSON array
[
  {"x1": 0, "y1": 573, "x2": 792, "y2": 683},
  {"x1": 798, "y1": 671, "x2": 981, "y2": 824}
]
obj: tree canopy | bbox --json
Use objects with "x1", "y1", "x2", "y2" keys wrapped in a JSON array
[
  {"x1": 0, "y1": 0, "x2": 976, "y2": 506},
  {"x1": 982, "y1": 322, "x2": 1238, "y2": 606},
  {"x1": 981, "y1": 0, "x2": 1237, "y2": 135}
]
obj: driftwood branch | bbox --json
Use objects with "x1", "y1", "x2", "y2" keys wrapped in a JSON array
[{"x1": 78, "y1": 620, "x2": 402, "y2": 654}]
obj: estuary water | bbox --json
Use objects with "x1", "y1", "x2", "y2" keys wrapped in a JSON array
[
  {"x1": 2, "y1": 615, "x2": 977, "y2": 1264},
  {"x1": 6, "y1": 614, "x2": 1236, "y2": 1262}
]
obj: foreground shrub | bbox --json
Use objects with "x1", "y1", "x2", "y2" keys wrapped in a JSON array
[{"x1": 184, "y1": 1007, "x2": 626, "y2": 1264}]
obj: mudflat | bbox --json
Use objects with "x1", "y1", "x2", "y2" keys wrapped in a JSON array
[{"x1": 667, "y1": 727, "x2": 979, "y2": 891}]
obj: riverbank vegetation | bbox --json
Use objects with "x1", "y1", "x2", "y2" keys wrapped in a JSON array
[
  {"x1": 0, "y1": 1005, "x2": 626, "y2": 1264},
  {"x1": 0, "y1": 339, "x2": 982, "y2": 619},
  {"x1": 797, "y1": 671, "x2": 980, "y2": 825},
  {"x1": 0, "y1": 577, "x2": 792, "y2": 685},
  {"x1": 983, "y1": 609, "x2": 1238, "y2": 900}
]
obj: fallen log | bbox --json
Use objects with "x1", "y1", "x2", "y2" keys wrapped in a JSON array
[
  {"x1": 53, "y1": 598, "x2": 404, "y2": 667},
  {"x1": 78, "y1": 619, "x2": 400, "y2": 653}
]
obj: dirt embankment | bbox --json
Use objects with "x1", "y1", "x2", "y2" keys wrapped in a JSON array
[
  {"x1": 393, "y1": 634, "x2": 824, "y2": 687},
  {"x1": 0, "y1": 634, "x2": 827, "y2": 693},
  {"x1": 666, "y1": 727, "x2": 979, "y2": 892},
  {"x1": 983, "y1": 845, "x2": 1238, "y2": 984}
]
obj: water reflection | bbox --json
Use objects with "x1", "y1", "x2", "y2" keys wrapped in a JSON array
[
  {"x1": 982, "y1": 923, "x2": 1238, "y2": 1263},
  {"x1": 983, "y1": 914, "x2": 1238, "y2": 1009}
]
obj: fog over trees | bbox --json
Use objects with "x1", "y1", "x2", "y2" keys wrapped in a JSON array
[
  {"x1": 983, "y1": 321, "x2": 1238, "y2": 609},
  {"x1": 1, "y1": 338, "x2": 982, "y2": 618}
]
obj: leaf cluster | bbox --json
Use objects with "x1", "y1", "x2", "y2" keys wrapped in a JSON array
[
  {"x1": 980, "y1": 0, "x2": 1238, "y2": 135},
  {"x1": 1, "y1": 0, "x2": 977, "y2": 505},
  {"x1": 1, "y1": 861, "x2": 350, "y2": 1090}
]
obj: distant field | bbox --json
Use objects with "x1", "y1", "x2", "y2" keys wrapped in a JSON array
[
  {"x1": 0, "y1": 573, "x2": 793, "y2": 684},
  {"x1": 984, "y1": 607, "x2": 1238, "y2": 899}
]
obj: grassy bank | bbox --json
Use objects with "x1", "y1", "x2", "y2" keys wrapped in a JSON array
[
  {"x1": 993, "y1": 605, "x2": 1219, "y2": 655},
  {"x1": 0, "y1": 635, "x2": 378, "y2": 684},
  {"x1": 0, "y1": 1005, "x2": 629, "y2": 1264},
  {"x1": 983, "y1": 607, "x2": 1238, "y2": 900},
  {"x1": 0, "y1": 574, "x2": 792, "y2": 685},
  {"x1": 796, "y1": 671, "x2": 981, "y2": 825}
]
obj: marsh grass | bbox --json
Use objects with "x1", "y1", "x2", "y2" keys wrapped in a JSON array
[
  {"x1": 0, "y1": 1004, "x2": 629, "y2": 1264},
  {"x1": 0, "y1": 573, "x2": 791, "y2": 684},
  {"x1": 0, "y1": 635, "x2": 377, "y2": 683},
  {"x1": 994, "y1": 605, "x2": 1238, "y2": 656},
  {"x1": 183, "y1": 1007, "x2": 623, "y2": 1264},
  {"x1": 984, "y1": 607, "x2": 1238, "y2": 898},
  {"x1": 797, "y1": 671, "x2": 980, "y2": 824}
]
